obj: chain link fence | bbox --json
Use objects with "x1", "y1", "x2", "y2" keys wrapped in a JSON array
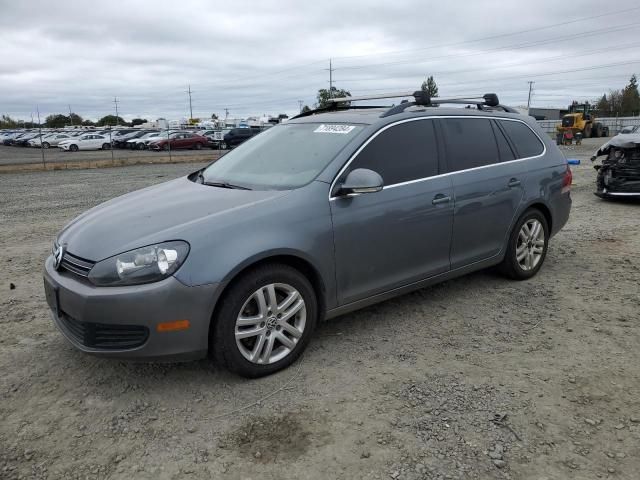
[{"x1": 0, "y1": 125, "x2": 224, "y2": 172}]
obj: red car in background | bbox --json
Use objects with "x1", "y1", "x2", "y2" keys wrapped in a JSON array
[{"x1": 150, "y1": 132, "x2": 208, "y2": 151}]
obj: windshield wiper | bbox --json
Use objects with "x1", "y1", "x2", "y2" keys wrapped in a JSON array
[{"x1": 202, "y1": 181, "x2": 252, "y2": 190}]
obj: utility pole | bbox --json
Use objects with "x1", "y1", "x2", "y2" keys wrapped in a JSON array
[
  {"x1": 68, "y1": 104, "x2": 74, "y2": 126},
  {"x1": 526, "y1": 81, "x2": 534, "y2": 114},
  {"x1": 113, "y1": 97, "x2": 120, "y2": 126},
  {"x1": 36, "y1": 106, "x2": 45, "y2": 168},
  {"x1": 328, "y1": 58, "x2": 334, "y2": 97},
  {"x1": 224, "y1": 108, "x2": 229, "y2": 122},
  {"x1": 298, "y1": 100, "x2": 303, "y2": 113},
  {"x1": 187, "y1": 84, "x2": 194, "y2": 120}
]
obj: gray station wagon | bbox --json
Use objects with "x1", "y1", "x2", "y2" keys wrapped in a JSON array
[{"x1": 44, "y1": 92, "x2": 572, "y2": 377}]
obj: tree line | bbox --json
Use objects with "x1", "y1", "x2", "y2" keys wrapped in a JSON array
[
  {"x1": 0, "y1": 113, "x2": 148, "y2": 129},
  {"x1": 594, "y1": 75, "x2": 640, "y2": 117}
]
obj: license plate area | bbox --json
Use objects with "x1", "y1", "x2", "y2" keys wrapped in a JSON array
[{"x1": 44, "y1": 278, "x2": 59, "y2": 317}]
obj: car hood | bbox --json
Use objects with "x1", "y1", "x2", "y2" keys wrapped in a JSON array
[
  {"x1": 592, "y1": 133, "x2": 640, "y2": 159},
  {"x1": 57, "y1": 176, "x2": 289, "y2": 261}
]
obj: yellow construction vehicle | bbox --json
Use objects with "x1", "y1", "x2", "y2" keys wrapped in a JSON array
[{"x1": 556, "y1": 102, "x2": 609, "y2": 145}]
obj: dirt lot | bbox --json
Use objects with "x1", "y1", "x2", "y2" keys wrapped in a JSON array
[{"x1": 1, "y1": 138, "x2": 639, "y2": 480}]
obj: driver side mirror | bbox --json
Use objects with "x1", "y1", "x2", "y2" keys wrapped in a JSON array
[{"x1": 336, "y1": 168, "x2": 384, "y2": 196}]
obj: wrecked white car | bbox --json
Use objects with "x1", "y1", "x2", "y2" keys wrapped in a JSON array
[{"x1": 591, "y1": 133, "x2": 640, "y2": 198}]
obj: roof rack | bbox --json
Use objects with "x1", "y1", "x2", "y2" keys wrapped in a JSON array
[{"x1": 291, "y1": 91, "x2": 518, "y2": 119}]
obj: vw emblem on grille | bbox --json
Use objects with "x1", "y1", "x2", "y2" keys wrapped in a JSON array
[{"x1": 53, "y1": 244, "x2": 65, "y2": 270}]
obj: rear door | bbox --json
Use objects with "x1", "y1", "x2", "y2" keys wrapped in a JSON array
[
  {"x1": 331, "y1": 118, "x2": 454, "y2": 305},
  {"x1": 440, "y1": 117, "x2": 527, "y2": 269}
]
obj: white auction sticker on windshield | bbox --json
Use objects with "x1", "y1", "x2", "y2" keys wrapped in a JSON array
[{"x1": 314, "y1": 124, "x2": 356, "y2": 134}]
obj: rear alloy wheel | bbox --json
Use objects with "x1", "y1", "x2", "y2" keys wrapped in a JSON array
[
  {"x1": 102, "y1": 143, "x2": 111, "y2": 150},
  {"x1": 137, "y1": 143, "x2": 145, "y2": 150},
  {"x1": 194, "y1": 142, "x2": 202, "y2": 150},
  {"x1": 499, "y1": 209, "x2": 549, "y2": 280},
  {"x1": 220, "y1": 142, "x2": 227, "y2": 150},
  {"x1": 42, "y1": 142, "x2": 50, "y2": 149},
  {"x1": 212, "y1": 264, "x2": 317, "y2": 377},
  {"x1": 69, "y1": 144, "x2": 79, "y2": 152}
]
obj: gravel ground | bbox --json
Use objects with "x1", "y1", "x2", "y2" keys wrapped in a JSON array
[{"x1": 1, "y1": 138, "x2": 639, "y2": 480}]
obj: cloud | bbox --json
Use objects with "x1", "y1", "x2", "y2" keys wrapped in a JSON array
[{"x1": 1, "y1": 0, "x2": 639, "y2": 121}]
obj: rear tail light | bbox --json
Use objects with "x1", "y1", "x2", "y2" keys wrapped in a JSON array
[{"x1": 561, "y1": 164, "x2": 572, "y2": 194}]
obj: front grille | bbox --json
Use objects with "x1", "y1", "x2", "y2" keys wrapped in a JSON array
[
  {"x1": 59, "y1": 313, "x2": 149, "y2": 350},
  {"x1": 60, "y1": 251, "x2": 95, "y2": 278}
]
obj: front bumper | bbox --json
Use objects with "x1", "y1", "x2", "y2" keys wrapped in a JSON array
[{"x1": 43, "y1": 256, "x2": 220, "y2": 361}]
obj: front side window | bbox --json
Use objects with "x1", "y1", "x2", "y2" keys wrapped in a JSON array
[
  {"x1": 347, "y1": 119, "x2": 438, "y2": 185},
  {"x1": 498, "y1": 120, "x2": 544, "y2": 158},
  {"x1": 441, "y1": 118, "x2": 499, "y2": 172},
  {"x1": 202, "y1": 123, "x2": 363, "y2": 190}
]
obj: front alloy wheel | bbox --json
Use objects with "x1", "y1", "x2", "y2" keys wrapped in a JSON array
[
  {"x1": 212, "y1": 263, "x2": 317, "y2": 377},
  {"x1": 235, "y1": 283, "x2": 306, "y2": 364}
]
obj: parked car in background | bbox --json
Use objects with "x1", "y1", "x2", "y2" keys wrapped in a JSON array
[
  {"x1": 13, "y1": 132, "x2": 41, "y2": 147},
  {"x1": 111, "y1": 130, "x2": 141, "y2": 148},
  {"x1": 126, "y1": 131, "x2": 160, "y2": 149},
  {"x1": 591, "y1": 133, "x2": 640, "y2": 198},
  {"x1": 29, "y1": 133, "x2": 74, "y2": 148},
  {"x1": 134, "y1": 131, "x2": 179, "y2": 150},
  {"x1": 150, "y1": 132, "x2": 208, "y2": 151},
  {"x1": 619, "y1": 125, "x2": 639, "y2": 135},
  {"x1": 58, "y1": 134, "x2": 112, "y2": 151},
  {"x1": 223, "y1": 127, "x2": 257, "y2": 148}
]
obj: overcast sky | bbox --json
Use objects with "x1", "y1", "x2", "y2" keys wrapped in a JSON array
[{"x1": 1, "y1": 0, "x2": 639, "y2": 122}]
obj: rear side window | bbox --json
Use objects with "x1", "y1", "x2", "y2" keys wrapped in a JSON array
[
  {"x1": 348, "y1": 120, "x2": 438, "y2": 185},
  {"x1": 498, "y1": 120, "x2": 544, "y2": 158},
  {"x1": 441, "y1": 118, "x2": 499, "y2": 172},
  {"x1": 491, "y1": 121, "x2": 516, "y2": 162}
]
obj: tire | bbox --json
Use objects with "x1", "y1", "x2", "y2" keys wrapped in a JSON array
[
  {"x1": 220, "y1": 142, "x2": 227, "y2": 150},
  {"x1": 583, "y1": 126, "x2": 592, "y2": 138},
  {"x1": 194, "y1": 142, "x2": 202, "y2": 150},
  {"x1": 162, "y1": 144, "x2": 170, "y2": 151},
  {"x1": 137, "y1": 143, "x2": 145, "y2": 150},
  {"x1": 102, "y1": 143, "x2": 111, "y2": 150},
  {"x1": 594, "y1": 124, "x2": 602, "y2": 138},
  {"x1": 42, "y1": 142, "x2": 50, "y2": 149},
  {"x1": 69, "y1": 144, "x2": 79, "y2": 152},
  {"x1": 211, "y1": 263, "x2": 317, "y2": 378},
  {"x1": 498, "y1": 208, "x2": 549, "y2": 280}
]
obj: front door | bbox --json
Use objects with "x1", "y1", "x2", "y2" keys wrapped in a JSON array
[{"x1": 331, "y1": 119, "x2": 454, "y2": 305}]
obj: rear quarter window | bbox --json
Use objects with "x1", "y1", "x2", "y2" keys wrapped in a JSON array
[
  {"x1": 440, "y1": 118, "x2": 499, "y2": 171},
  {"x1": 498, "y1": 120, "x2": 544, "y2": 158}
]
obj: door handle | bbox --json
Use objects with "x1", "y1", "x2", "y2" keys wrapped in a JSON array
[
  {"x1": 507, "y1": 178, "x2": 521, "y2": 188},
  {"x1": 432, "y1": 194, "x2": 451, "y2": 205}
]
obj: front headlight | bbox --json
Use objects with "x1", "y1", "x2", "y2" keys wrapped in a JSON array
[{"x1": 88, "y1": 241, "x2": 190, "y2": 286}]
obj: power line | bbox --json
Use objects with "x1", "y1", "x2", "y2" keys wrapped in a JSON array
[
  {"x1": 334, "y1": 22, "x2": 640, "y2": 72},
  {"x1": 329, "y1": 5, "x2": 640, "y2": 62}
]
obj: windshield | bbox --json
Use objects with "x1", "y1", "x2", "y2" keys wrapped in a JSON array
[{"x1": 201, "y1": 123, "x2": 362, "y2": 190}]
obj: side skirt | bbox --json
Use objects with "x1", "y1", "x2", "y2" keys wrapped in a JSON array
[{"x1": 324, "y1": 254, "x2": 503, "y2": 320}]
